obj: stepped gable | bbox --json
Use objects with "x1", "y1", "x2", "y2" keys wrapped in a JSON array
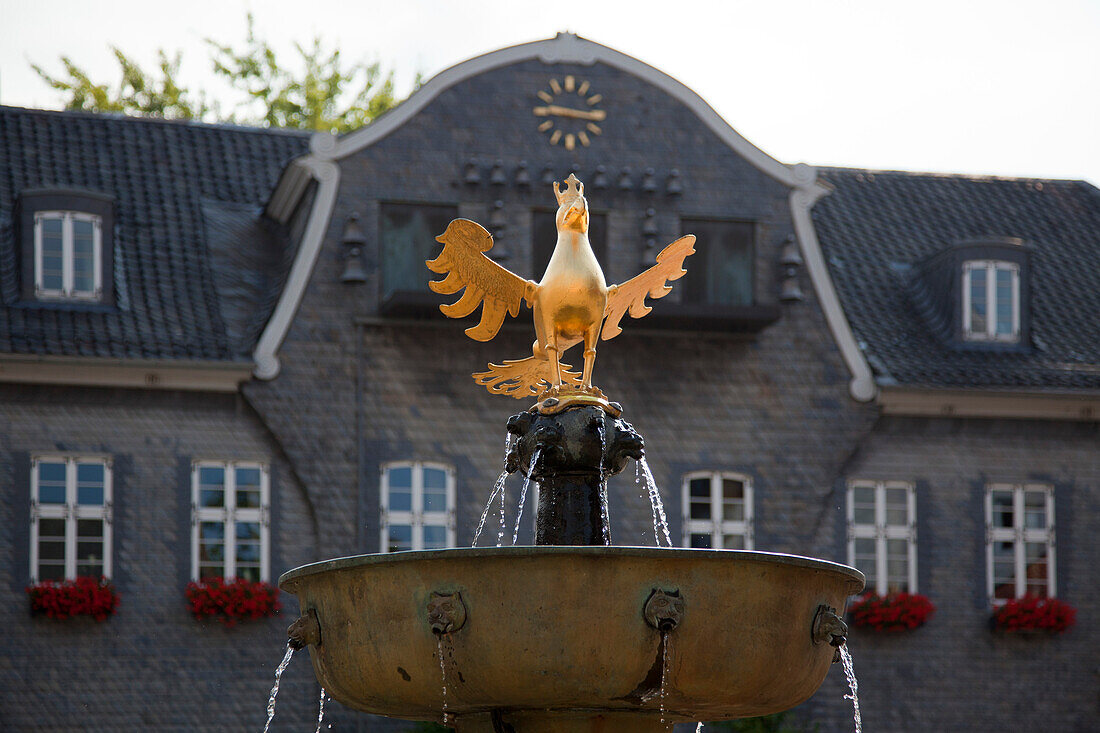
[
  {"x1": 0, "y1": 106, "x2": 310, "y2": 362},
  {"x1": 812, "y1": 167, "x2": 1100, "y2": 390}
]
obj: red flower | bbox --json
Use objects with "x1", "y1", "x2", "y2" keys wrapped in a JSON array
[
  {"x1": 26, "y1": 577, "x2": 120, "y2": 621},
  {"x1": 992, "y1": 596, "x2": 1076, "y2": 634},
  {"x1": 185, "y1": 577, "x2": 281, "y2": 627},
  {"x1": 848, "y1": 592, "x2": 935, "y2": 631}
]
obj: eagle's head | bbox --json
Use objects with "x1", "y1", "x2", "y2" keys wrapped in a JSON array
[{"x1": 553, "y1": 174, "x2": 589, "y2": 233}]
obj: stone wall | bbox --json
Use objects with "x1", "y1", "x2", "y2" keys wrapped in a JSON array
[{"x1": 0, "y1": 385, "x2": 329, "y2": 730}]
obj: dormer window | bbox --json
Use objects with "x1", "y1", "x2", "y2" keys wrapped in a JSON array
[
  {"x1": 18, "y1": 189, "x2": 115, "y2": 305},
  {"x1": 963, "y1": 260, "x2": 1019, "y2": 342},
  {"x1": 34, "y1": 211, "x2": 103, "y2": 300}
]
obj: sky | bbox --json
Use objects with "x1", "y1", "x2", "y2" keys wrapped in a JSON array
[{"x1": 1, "y1": 0, "x2": 1097, "y2": 185}]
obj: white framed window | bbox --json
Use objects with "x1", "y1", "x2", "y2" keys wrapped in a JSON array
[
  {"x1": 847, "y1": 480, "x2": 917, "y2": 594},
  {"x1": 191, "y1": 462, "x2": 270, "y2": 582},
  {"x1": 29, "y1": 455, "x2": 112, "y2": 581},
  {"x1": 34, "y1": 211, "x2": 103, "y2": 300},
  {"x1": 380, "y1": 462, "x2": 456, "y2": 552},
  {"x1": 681, "y1": 471, "x2": 754, "y2": 550},
  {"x1": 986, "y1": 484, "x2": 1055, "y2": 604},
  {"x1": 963, "y1": 260, "x2": 1019, "y2": 341}
]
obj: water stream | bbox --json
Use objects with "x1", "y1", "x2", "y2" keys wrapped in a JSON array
[
  {"x1": 594, "y1": 413, "x2": 612, "y2": 544},
  {"x1": 638, "y1": 457, "x2": 673, "y2": 547},
  {"x1": 437, "y1": 636, "x2": 452, "y2": 726},
  {"x1": 473, "y1": 434, "x2": 513, "y2": 546},
  {"x1": 839, "y1": 645, "x2": 862, "y2": 733},
  {"x1": 261, "y1": 643, "x2": 295, "y2": 733},
  {"x1": 314, "y1": 688, "x2": 327, "y2": 732},
  {"x1": 512, "y1": 449, "x2": 540, "y2": 545},
  {"x1": 658, "y1": 630, "x2": 670, "y2": 725}
]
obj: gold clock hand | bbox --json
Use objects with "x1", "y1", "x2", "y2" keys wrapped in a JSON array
[{"x1": 533, "y1": 105, "x2": 607, "y2": 122}]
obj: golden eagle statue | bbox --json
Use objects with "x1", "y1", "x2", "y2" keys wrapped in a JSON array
[{"x1": 427, "y1": 174, "x2": 695, "y2": 414}]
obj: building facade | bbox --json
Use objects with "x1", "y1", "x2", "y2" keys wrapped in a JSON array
[{"x1": 2, "y1": 34, "x2": 1097, "y2": 731}]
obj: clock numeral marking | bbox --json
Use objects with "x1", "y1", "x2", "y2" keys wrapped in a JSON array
[
  {"x1": 549, "y1": 130, "x2": 563, "y2": 145},
  {"x1": 564, "y1": 75, "x2": 575, "y2": 92},
  {"x1": 565, "y1": 133, "x2": 576, "y2": 151},
  {"x1": 586, "y1": 123, "x2": 602, "y2": 135},
  {"x1": 537, "y1": 90, "x2": 553, "y2": 104},
  {"x1": 578, "y1": 80, "x2": 590, "y2": 96},
  {"x1": 586, "y1": 94, "x2": 602, "y2": 106},
  {"x1": 548, "y1": 78, "x2": 562, "y2": 95},
  {"x1": 538, "y1": 120, "x2": 554, "y2": 132},
  {"x1": 578, "y1": 131, "x2": 590, "y2": 147}
]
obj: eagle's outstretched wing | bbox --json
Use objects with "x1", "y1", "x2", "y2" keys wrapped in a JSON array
[
  {"x1": 426, "y1": 219, "x2": 536, "y2": 342},
  {"x1": 602, "y1": 235, "x2": 696, "y2": 340}
]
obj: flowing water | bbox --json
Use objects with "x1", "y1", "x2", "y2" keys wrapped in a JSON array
[
  {"x1": 472, "y1": 434, "x2": 513, "y2": 546},
  {"x1": 839, "y1": 645, "x2": 862, "y2": 733},
  {"x1": 658, "y1": 631, "x2": 670, "y2": 724},
  {"x1": 638, "y1": 457, "x2": 673, "y2": 547},
  {"x1": 696, "y1": 723, "x2": 704, "y2": 732},
  {"x1": 594, "y1": 413, "x2": 612, "y2": 544},
  {"x1": 436, "y1": 636, "x2": 452, "y2": 726},
  {"x1": 314, "y1": 688, "x2": 327, "y2": 733},
  {"x1": 261, "y1": 644, "x2": 295, "y2": 733},
  {"x1": 496, "y1": 471, "x2": 507, "y2": 546},
  {"x1": 512, "y1": 449, "x2": 540, "y2": 545}
]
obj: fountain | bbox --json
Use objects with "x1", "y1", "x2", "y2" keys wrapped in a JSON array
[{"x1": 278, "y1": 175, "x2": 864, "y2": 732}]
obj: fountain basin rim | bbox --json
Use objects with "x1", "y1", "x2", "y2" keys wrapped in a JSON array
[{"x1": 279, "y1": 546, "x2": 864, "y2": 593}]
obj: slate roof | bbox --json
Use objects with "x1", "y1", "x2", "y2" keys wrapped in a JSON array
[
  {"x1": 0, "y1": 106, "x2": 310, "y2": 362},
  {"x1": 813, "y1": 167, "x2": 1100, "y2": 391}
]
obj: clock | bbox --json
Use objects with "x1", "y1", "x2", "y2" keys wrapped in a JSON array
[{"x1": 533, "y1": 75, "x2": 605, "y2": 150}]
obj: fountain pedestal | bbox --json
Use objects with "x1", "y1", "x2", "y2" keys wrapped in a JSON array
[{"x1": 506, "y1": 406, "x2": 643, "y2": 545}]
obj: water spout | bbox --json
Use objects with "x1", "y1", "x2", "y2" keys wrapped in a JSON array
[
  {"x1": 839, "y1": 645, "x2": 862, "y2": 733},
  {"x1": 512, "y1": 449, "x2": 540, "y2": 544},
  {"x1": 314, "y1": 688, "x2": 327, "y2": 733},
  {"x1": 638, "y1": 457, "x2": 673, "y2": 547},
  {"x1": 261, "y1": 643, "x2": 295, "y2": 733}
]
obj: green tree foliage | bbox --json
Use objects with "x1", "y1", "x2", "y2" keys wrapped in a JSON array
[
  {"x1": 30, "y1": 14, "x2": 404, "y2": 132},
  {"x1": 32, "y1": 49, "x2": 210, "y2": 119}
]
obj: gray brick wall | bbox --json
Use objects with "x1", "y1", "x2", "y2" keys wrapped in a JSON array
[
  {"x1": 797, "y1": 416, "x2": 1100, "y2": 732},
  {"x1": 0, "y1": 385, "x2": 333, "y2": 731}
]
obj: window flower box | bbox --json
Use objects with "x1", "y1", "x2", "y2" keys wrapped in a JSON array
[
  {"x1": 848, "y1": 592, "x2": 935, "y2": 631},
  {"x1": 27, "y1": 576, "x2": 119, "y2": 621},
  {"x1": 992, "y1": 596, "x2": 1076, "y2": 634},
  {"x1": 186, "y1": 577, "x2": 281, "y2": 627}
]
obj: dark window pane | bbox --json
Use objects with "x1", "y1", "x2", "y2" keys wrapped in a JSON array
[
  {"x1": 200, "y1": 543, "x2": 225, "y2": 563},
  {"x1": 991, "y1": 490, "x2": 1014, "y2": 528},
  {"x1": 39, "y1": 518, "x2": 66, "y2": 537},
  {"x1": 689, "y1": 478, "x2": 711, "y2": 498},
  {"x1": 381, "y1": 204, "x2": 458, "y2": 299},
  {"x1": 969, "y1": 266, "x2": 987, "y2": 334},
  {"x1": 236, "y1": 543, "x2": 260, "y2": 563},
  {"x1": 722, "y1": 534, "x2": 745, "y2": 550},
  {"x1": 236, "y1": 467, "x2": 263, "y2": 508},
  {"x1": 199, "y1": 565, "x2": 222, "y2": 580},
  {"x1": 423, "y1": 467, "x2": 448, "y2": 512},
  {"x1": 237, "y1": 566, "x2": 260, "y2": 582},
  {"x1": 689, "y1": 533, "x2": 712, "y2": 549},
  {"x1": 680, "y1": 219, "x2": 754, "y2": 306},
  {"x1": 423, "y1": 525, "x2": 448, "y2": 549},
  {"x1": 690, "y1": 501, "x2": 711, "y2": 520},
  {"x1": 200, "y1": 522, "x2": 225, "y2": 541},
  {"x1": 387, "y1": 524, "x2": 413, "y2": 552},
  {"x1": 532, "y1": 210, "x2": 607, "y2": 278},
  {"x1": 38, "y1": 539, "x2": 66, "y2": 560},
  {"x1": 76, "y1": 463, "x2": 105, "y2": 505},
  {"x1": 387, "y1": 466, "x2": 413, "y2": 511},
  {"x1": 77, "y1": 519, "x2": 103, "y2": 539},
  {"x1": 236, "y1": 522, "x2": 260, "y2": 541},
  {"x1": 199, "y1": 466, "x2": 225, "y2": 507},
  {"x1": 38, "y1": 462, "x2": 67, "y2": 504},
  {"x1": 76, "y1": 541, "x2": 102, "y2": 562},
  {"x1": 38, "y1": 563, "x2": 66, "y2": 580}
]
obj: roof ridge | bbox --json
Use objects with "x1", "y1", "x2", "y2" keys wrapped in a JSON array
[
  {"x1": 0, "y1": 104, "x2": 312, "y2": 138},
  {"x1": 816, "y1": 165, "x2": 1089, "y2": 185}
]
